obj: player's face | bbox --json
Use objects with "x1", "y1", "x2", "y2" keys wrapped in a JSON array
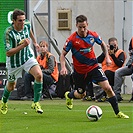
[
  {"x1": 76, "y1": 21, "x2": 88, "y2": 37},
  {"x1": 13, "y1": 15, "x2": 25, "y2": 31}
]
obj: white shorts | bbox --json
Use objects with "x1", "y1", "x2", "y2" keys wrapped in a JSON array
[{"x1": 7, "y1": 57, "x2": 38, "y2": 82}]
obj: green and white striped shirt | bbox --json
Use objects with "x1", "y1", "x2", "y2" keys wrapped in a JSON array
[{"x1": 4, "y1": 23, "x2": 34, "y2": 68}]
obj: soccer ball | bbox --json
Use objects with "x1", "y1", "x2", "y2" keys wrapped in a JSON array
[{"x1": 86, "y1": 105, "x2": 102, "y2": 121}]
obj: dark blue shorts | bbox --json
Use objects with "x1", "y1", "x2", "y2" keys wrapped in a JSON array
[{"x1": 73, "y1": 66, "x2": 107, "y2": 94}]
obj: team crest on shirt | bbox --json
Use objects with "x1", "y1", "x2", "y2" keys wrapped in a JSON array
[
  {"x1": 90, "y1": 38, "x2": 94, "y2": 44},
  {"x1": 16, "y1": 35, "x2": 20, "y2": 40},
  {"x1": 6, "y1": 43, "x2": 10, "y2": 49}
]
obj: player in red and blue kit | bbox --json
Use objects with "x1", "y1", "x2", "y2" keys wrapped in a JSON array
[
  {"x1": 64, "y1": 30, "x2": 100, "y2": 74},
  {"x1": 60, "y1": 14, "x2": 129, "y2": 119}
]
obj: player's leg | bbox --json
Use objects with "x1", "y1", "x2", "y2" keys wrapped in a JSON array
[
  {"x1": 24, "y1": 58, "x2": 43, "y2": 114},
  {"x1": 30, "y1": 65, "x2": 43, "y2": 102},
  {"x1": 65, "y1": 72, "x2": 86, "y2": 110},
  {"x1": 65, "y1": 89, "x2": 86, "y2": 110},
  {"x1": 92, "y1": 66, "x2": 129, "y2": 118},
  {"x1": 97, "y1": 70, "x2": 114, "y2": 102},
  {"x1": 99, "y1": 80, "x2": 129, "y2": 118},
  {"x1": 0, "y1": 82, "x2": 16, "y2": 114},
  {"x1": 29, "y1": 65, "x2": 43, "y2": 114},
  {"x1": 0, "y1": 66, "x2": 18, "y2": 114}
]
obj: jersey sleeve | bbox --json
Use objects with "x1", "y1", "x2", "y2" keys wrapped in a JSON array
[
  {"x1": 4, "y1": 28, "x2": 13, "y2": 51},
  {"x1": 94, "y1": 32, "x2": 102, "y2": 45},
  {"x1": 89, "y1": 31, "x2": 102, "y2": 45},
  {"x1": 95, "y1": 36, "x2": 103, "y2": 45},
  {"x1": 63, "y1": 38, "x2": 73, "y2": 52}
]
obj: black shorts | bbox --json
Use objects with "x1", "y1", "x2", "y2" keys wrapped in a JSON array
[{"x1": 73, "y1": 66, "x2": 107, "y2": 94}]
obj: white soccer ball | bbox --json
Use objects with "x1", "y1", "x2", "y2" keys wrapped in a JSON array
[{"x1": 86, "y1": 105, "x2": 102, "y2": 121}]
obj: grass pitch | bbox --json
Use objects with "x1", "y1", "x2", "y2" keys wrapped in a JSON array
[{"x1": 0, "y1": 94, "x2": 132, "y2": 133}]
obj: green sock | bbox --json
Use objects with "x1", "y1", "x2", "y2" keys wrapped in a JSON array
[
  {"x1": 33, "y1": 80, "x2": 42, "y2": 103},
  {"x1": 2, "y1": 86, "x2": 11, "y2": 103}
]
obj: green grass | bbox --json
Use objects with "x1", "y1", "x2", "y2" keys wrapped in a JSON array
[{"x1": 0, "y1": 94, "x2": 132, "y2": 133}]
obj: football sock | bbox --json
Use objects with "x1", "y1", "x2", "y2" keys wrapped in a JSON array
[
  {"x1": 108, "y1": 96, "x2": 119, "y2": 115},
  {"x1": 2, "y1": 86, "x2": 11, "y2": 103},
  {"x1": 68, "y1": 90, "x2": 76, "y2": 99},
  {"x1": 33, "y1": 80, "x2": 43, "y2": 103}
]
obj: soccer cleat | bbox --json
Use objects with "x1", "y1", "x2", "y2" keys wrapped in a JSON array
[
  {"x1": 82, "y1": 96, "x2": 95, "y2": 101},
  {"x1": 96, "y1": 96, "x2": 108, "y2": 102},
  {"x1": 31, "y1": 102, "x2": 43, "y2": 114},
  {"x1": 65, "y1": 91, "x2": 73, "y2": 110},
  {"x1": 116, "y1": 112, "x2": 129, "y2": 119},
  {"x1": 0, "y1": 101, "x2": 8, "y2": 115}
]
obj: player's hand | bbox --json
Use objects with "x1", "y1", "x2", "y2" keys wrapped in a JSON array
[
  {"x1": 60, "y1": 67, "x2": 68, "y2": 76},
  {"x1": 34, "y1": 43, "x2": 40, "y2": 52},
  {"x1": 21, "y1": 38, "x2": 30, "y2": 47}
]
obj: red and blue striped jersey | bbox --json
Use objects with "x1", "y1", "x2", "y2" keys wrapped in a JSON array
[{"x1": 63, "y1": 30, "x2": 103, "y2": 74}]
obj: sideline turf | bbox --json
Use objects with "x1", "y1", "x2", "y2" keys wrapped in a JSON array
[{"x1": 0, "y1": 94, "x2": 132, "y2": 133}]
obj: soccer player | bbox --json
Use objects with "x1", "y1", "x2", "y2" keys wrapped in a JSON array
[
  {"x1": 0, "y1": 9, "x2": 43, "y2": 114},
  {"x1": 60, "y1": 15, "x2": 129, "y2": 118}
]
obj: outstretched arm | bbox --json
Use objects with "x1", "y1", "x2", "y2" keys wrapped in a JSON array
[
  {"x1": 60, "y1": 50, "x2": 68, "y2": 76},
  {"x1": 100, "y1": 41, "x2": 112, "y2": 66},
  {"x1": 30, "y1": 30, "x2": 39, "y2": 52}
]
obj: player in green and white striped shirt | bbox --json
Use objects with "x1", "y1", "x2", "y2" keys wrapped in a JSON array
[{"x1": 0, "y1": 9, "x2": 43, "y2": 114}]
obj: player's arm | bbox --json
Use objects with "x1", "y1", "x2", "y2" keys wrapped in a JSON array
[
  {"x1": 30, "y1": 30, "x2": 39, "y2": 51},
  {"x1": 100, "y1": 41, "x2": 112, "y2": 66},
  {"x1": 6, "y1": 38, "x2": 30, "y2": 57},
  {"x1": 60, "y1": 49, "x2": 68, "y2": 75}
]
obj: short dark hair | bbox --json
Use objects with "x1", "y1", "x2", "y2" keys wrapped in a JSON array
[
  {"x1": 12, "y1": 9, "x2": 25, "y2": 20},
  {"x1": 108, "y1": 37, "x2": 117, "y2": 44},
  {"x1": 76, "y1": 15, "x2": 87, "y2": 23}
]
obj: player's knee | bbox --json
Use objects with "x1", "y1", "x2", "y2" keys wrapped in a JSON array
[
  {"x1": 7, "y1": 82, "x2": 16, "y2": 91},
  {"x1": 103, "y1": 85, "x2": 113, "y2": 94},
  {"x1": 35, "y1": 72, "x2": 42, "y2": 82}
]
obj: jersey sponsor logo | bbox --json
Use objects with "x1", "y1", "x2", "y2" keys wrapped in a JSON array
[{"x1": 80, "y1": 47, "x2": 92, "y2": 53}]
